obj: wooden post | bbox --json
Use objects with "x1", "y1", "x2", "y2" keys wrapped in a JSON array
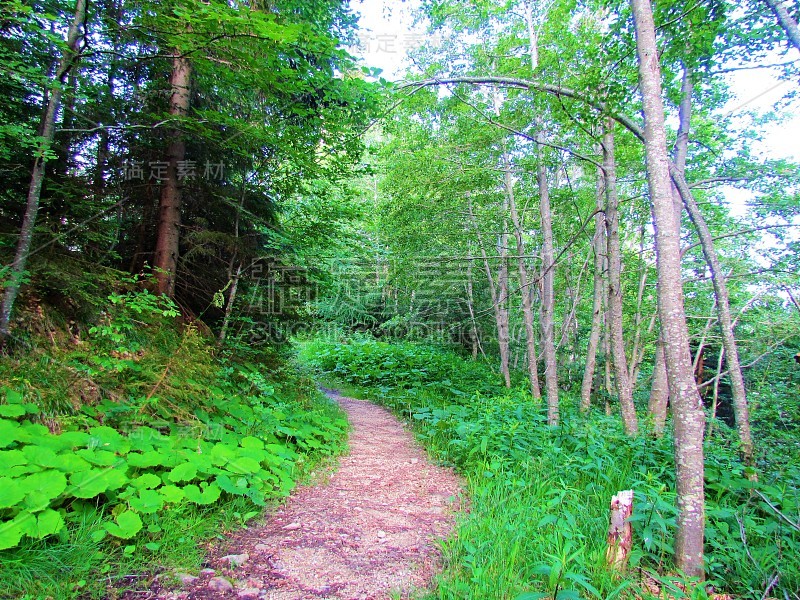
[{"x1": 606, "y1": 490, "x2": 634, "y2": 571}]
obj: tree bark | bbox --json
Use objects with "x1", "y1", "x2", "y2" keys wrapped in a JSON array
[
  {"x1": 649, "y1": 341, "x2": 669, "y2": 435},
  {"x1": 504, "y1": 154, "x2": 542, "y2": 400},
  {"x1": 630, "y1": 0, "x2": 706, "y2": 579},
  {"x1": 581, "y1": 169, "x2": 607, "y2": 412},
  {"x1": 219, "y1": 261, "x2": 242, "y2": 344},
  {"x1": 537, "y1": 143, "x2": 559, "y2": 425},
  {"x1": 469, "y1": 197, "x2": 511, "y2": 387},
  {"x1": 153, "y1": 52, "x2": 191, "y2": 297},
  {"x1": 497, "y1": 208, "x2": 512, "y2": 388},
  {"x1": 602, "y1": 121, "x2": 639, "y2": 435},
  {"x1": 0, "y1": 0, "x2": 86, "y2": 341},
  {"x1": 763, "y1": 0, "x2": 800, "y2": 54}
]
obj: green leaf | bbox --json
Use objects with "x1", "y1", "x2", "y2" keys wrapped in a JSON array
[
  {"x1": 240, "y1": 436, "x2": 264, "y2": 450},
  {"x1": 0, "y1": 405, "x2": 25, "y2": 418},
  {"x1": 131, "y1": 473, "x2": 162, "y2": 489},
  {"x1": 128, "y1": 489, "x2": 163, "y2": 514},
  {"x1": 20, "y1": 470, "x2": 67, "y2": 504},
  {"x1": 0, "y1": 450, "x2": 27, "y2": 469},
  {"x1": 0, "y1": 419, "x2": 21, "y2": 448},
  {"x1": 34, "y1": 509, "x2": 65, "y2": 539},
  {"x1": 3, "y1": 389, "x2": 24, "y2": 404},
  {"x1": 224, "y1": 457, "x2": 261, "y2": 475},
  {"x1": 77, "y1": 448, "x2": 120, "y2": 466},
  {"x1": 158, "y1": 485, "x2": 185, "y2": 503},
  {"x1": 183, "y1": 483, "x2": 221, "y2": 505},
  {"x1": 0, "y1": 520, "x2": 23, "y2": 550},
  {"x1": 104, "y1": 511, "x2": 142, "y2": 539},
  {"x1": 69, "y1": 468, "x2": 129, "y2": 499},
  {"x1": 128, "y1": 450, "x2": 171, "y2": 468},
  {"x1": 22, "y1": 445, "x2": 59, "y2": 468},
  {"x1": 88, "y1": 426, "x2": 130, "y2": 454},
  {"x1": 0, "y1": 477, "x2": 25, "y2": 508},
  {"x1": 50, "y1": 453, "x2": 92, "y2": 473},
  {"x1": 168, "y1": 462, "x2": 198, "y2": 483}
]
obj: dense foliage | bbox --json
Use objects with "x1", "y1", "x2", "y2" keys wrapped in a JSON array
[
  {"x1": 303, "y1": 337, "x2": 800, "y2": 598},
  {"x1": 0, "y1": 284, "x2": 346, "y2": 598}
]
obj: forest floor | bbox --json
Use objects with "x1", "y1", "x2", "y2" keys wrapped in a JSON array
[{"x1": 148, "y1": 390, "x2": 463, "y2": 600}]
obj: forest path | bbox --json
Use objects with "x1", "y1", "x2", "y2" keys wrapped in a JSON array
[{"x1": 165, "y1": 390, "x2": 462, "y2": 600}]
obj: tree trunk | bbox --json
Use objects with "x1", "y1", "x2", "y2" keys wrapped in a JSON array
[
  {"x1": 631, "y1": 0, "x2": 705, "y2": 579},
  {"x1": 469, "y1": 197, "x2": 511, "y2": 387},
  {"x1": 537, "y1": 144, "x2": 559, "y2": 425},
  {"x1": 504, "y1": 154, "x2": 542, "y2": 400},
  {"x1": 602, "y1": 121, "x2": 639, "y2": 435},
  {"x1": 219, "y1": 261, "x2": 242, "y2": 344},
  {"x1": 581, "y1": 169, "x2": 607, "y2": 412},
  {"x1": 497, "y1": 210, "x2": 512, "y2": 388},
  {"x1": 763, "y1": 0, "x2": 800, "y2": 54},
  {"x1": 0, "y1": 0, "x2": 87, "y2": 341},
  {"x1": 649, "y1": 341, "x2": 669, "y2": 435},
  {"x1": 153, "y1": 52, "x2": 191, "y2": 297},
  {"x1": 670, "y1": 65, "x2": 754, "y2": 467}
]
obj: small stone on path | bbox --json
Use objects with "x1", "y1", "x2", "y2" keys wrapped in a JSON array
[{"x1": 207, "y1": 576, "x2": 234, "y2": 592}]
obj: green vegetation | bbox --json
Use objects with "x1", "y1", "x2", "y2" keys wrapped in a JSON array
[
  {"x1": 3, "y1": 0, "x2": 800, "y2": 597},
  {"x1": 0, "y1": 284, "x2": 346, "y2": 599},
  {"x1": 302, "y1": 337, "x2": 800, "y2": 599}
]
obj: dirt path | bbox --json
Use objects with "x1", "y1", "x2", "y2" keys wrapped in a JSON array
[{"x1": 165, "y1": 391, "x2": 462, "y2": 600}]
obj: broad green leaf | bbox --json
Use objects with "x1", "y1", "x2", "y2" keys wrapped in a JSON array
[
  {"x1": 50, "y1": 453, "x2": 92, "y2": 473},
  {"x1": 240, "y1": 436, "x2": 264, "y2": 450},
  {"x1": 0, "y1": 478, "x2": 25, "y2": 509},
  {"x1": 34, "y1": 509, "x2": 65, "y2": 539},
  {"x1": 0, "y1": 419, "x2": 20, "y2": 448},
  {"x1": 130, "y1": 473, "x2": 162, "y2": 489},
  {"x1": 158, "y1": 485, "x2": 185, "y2": 503},
  {"x1": 88, "y1": 426, "x2": 130, "y2": 454},
  {"x1": 69, "y1": 468, "x2": 129, "y2": 499},
  {"x1": 128, "y1": 489, "x2": 164, "y2": 514},
  {"x1": 22, "y1": 445, "x2": 59, "y2": 468},
  {"x1": 20, "y1": 470, "x2": 67, "y2": 501},
  {"x1": 0, "y1": 450, "x2": 26, "y2": 469},
  {"x1": 183, "y1": 483, "x2": 221, "y2": 505},
  {"x1": 216, "y1": 474, "x2": 249, "y2": 495},
  {"x1": 224, "y1": 457, "x2": 261, "y2": 475},
  {"x1": 0, "y1": 520, "x2": 23, "y2": 550},
  {"x1": 0, "y1": 405, "x2": 25, "y2": 418},
  {"x1": 168, "y1": 462, "x2": 198, "y2": 482},
  {"x1": 77, "y1": 448, "x2": 120, "y2": 466},
  {"x1": 104, "y1": 510, "x2": 142, "y2": 539}
]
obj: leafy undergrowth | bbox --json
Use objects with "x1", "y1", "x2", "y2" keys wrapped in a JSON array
[
  {"x1": 301, "y1": 337, "x2": 800, "y2": 600},
  {"x1": 0, "y1": 290, "x2": 347, "y2": 600}
]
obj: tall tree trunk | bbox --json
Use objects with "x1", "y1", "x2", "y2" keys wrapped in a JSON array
[
  {"x1": 581, "y1": 169, "x2": 607, "y2": 412},
  {"x1": 497, "y1": 209, "x2": 512, "y2": 388},
  {"x1": 504, "y1": 154, "x2": 542, "y2": 400},
  {"x1": 602, "y1": 121, "x2": 639, "y2": 435},
  {"x1": 469, "y1": 198, "x2": 511, "y2": 387},
  {"x1": 0, "y1": 0, "x2": 86, "y2": 342},
  {"x1": 669, "y1": 66, "x2": 755, "y2": 467},
  {"x1": 537, "y1": 144, "x2": 559, "y2": 425},
  {"x1": 465, "y1": 255, "x2": 482, "y2": 359},
  {"x1": 219, "y1": 261, "x2": 242, "y2": 344},
  {"x1": 153, "y1": 52, "x2": 191, "y2": 297},
  {"x1": 631, "y1": 0, "x2": 706, "y2": 579},
  {"x1": 762, "y1": 0, "x2": 800, "y2": 54}
]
